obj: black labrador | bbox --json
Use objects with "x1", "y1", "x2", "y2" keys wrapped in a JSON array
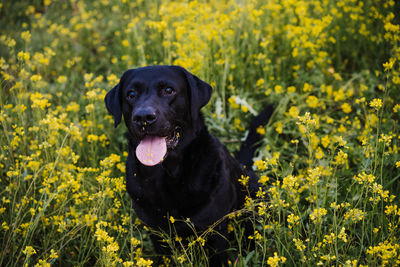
[{"x1": 105, "y1": 65, "x2": 272, "y2": 266}]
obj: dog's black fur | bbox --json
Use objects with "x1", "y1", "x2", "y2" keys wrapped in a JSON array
[{"x1": 105, "y1": 65, "x2": 272, "y2": 266}]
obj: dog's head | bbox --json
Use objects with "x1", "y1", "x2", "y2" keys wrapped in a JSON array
[{"x1": 105, "y1": 65, "x2": 212, "y2": 166}]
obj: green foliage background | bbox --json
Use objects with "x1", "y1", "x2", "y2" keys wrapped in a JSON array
[{"x1": 1, "y1": 0, "x2": 400, "y2": 266}]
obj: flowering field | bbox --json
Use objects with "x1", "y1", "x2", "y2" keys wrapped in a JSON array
[{"x1": 1, "y1": 0, "x2": 400, "y2": 266}]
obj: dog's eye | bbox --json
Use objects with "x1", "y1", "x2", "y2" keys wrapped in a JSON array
[
  {"x1": 127, "y1": 90, "x2": 136, "y2": 99},
  {"x1": 163, "y1": 87, "x2": 175, "y2": 95}
]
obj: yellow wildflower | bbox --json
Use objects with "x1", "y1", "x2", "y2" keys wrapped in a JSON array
[
  {"x1": 310, "y1": 208, "x2": 327, "y2": 223},
  {"x1": 274, "y1": 85, "x2": 283, "y2": 94},
  {"x1": 341, "y1": 102, "x2": 352, "y2": 113},
  {"x1": 238, "y1": 175, "x2": 249, "y2": 186},
  {"x1": 256, "y1": 125, "x2": 265, "y2": 135},
  {"x1": 23, "y1": 246, "x2": 37, "y2": 257},
  {"x1": 259, "y1": 175, "x2": 269, "y2": 184},
  {"x1": 288, "y1": 106, "x2": 299, "y2": 118},
  {"x1": 369, "y1": 98, "x2": 383, "y2": 110},
  {"x1": 267, "y1": 252, "x2": 287, "y2": 267},
  {"x1": 306, "y1": 95, "x2": 319, "y2": 108}
]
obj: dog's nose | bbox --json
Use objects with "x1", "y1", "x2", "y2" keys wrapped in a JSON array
[{"x1": 133, "y1": 108, "x2": 157, "y2": 127}]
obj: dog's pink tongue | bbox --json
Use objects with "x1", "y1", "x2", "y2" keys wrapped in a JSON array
[{"x1": 136, "y1": 136, "x2": 167, "y2": 166}]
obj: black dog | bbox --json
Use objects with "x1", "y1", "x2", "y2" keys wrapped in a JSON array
[{"x1": 105, "y1": 65, "x2": 272, "y2": 266}]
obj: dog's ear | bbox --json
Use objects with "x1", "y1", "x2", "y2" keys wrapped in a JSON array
[
  {"x1": 105, "y1": 69, "x2": 135, "y2": 127},
  {"x1": 176, "y1": 66, "x2": 212, "y2": 121},
  {"x1": 105, "y1": 82, "x2": 122, "y2": 128}
]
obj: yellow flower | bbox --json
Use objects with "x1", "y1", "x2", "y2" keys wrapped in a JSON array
[
  {"x1": 253, "y1": 230, "x2": 262, "y2": 241},
  {"x1": 385, "y1": 204, "x2": 400, "y2": 216},
  {"x1": 122, "y1": 39, "x2": 129, "y2": 47},
  {"x1": 267, "y1": 252, "x2": 287, "y2": 267},
  {"x1": 334, "y1": 150, "x2": 348, "y2": 166},
  {"x1": 256, "y1": 187, "x2": 266, "y2": 198},
  {"x1": 21, "y1": 30, "x2": 31, "y2": 42},
  {"x1": 30, "y1": 74, "x2": 42, "y2": 82},
  {"x1": 17, "y1": 51, "x2": 30, "y2": 61},
  {"x1": 259, "y1": 175, "x2": 269, "y2": 184},
  {"x1": 287, "y1": 214, "x2": 300, "y2": 228},
  {"x1": 293, "y1": 238, "x2": 306, "y2": 251},
  {"x1": 258, "y1": 202, "x2": 267, "y2": 216},
  {"x1": 297, "y1": 112, "x2": 318, "y2": 129},
  {"x1": 107, "y1": 73, "x2": 119, "y2": 86},
  {"x1": 228, "y1": 96, "x2": 239, "y2": 109},
  {"x1": 274, "y1": 121, "x2": 283, "y2": 134},
  {"x1": 136, "y1": 257, "x2": 153, "y2": 267},
  {"x1": 354, "y1": 172, "x2": 375, "y2": 184},
  {"x1": 341, "y1": 102, "x2": 352, "y2": 113},
  {"x1": 338, "y1": 227, "x2": 348, "y2": 243},
  {"x1": 303, "y1": 83, "x2": 313, "y2": 92},
  {"x1": 196, "y1": 237, "x2": 206, "y2": 246},
  {"x1": 23, "y1": 246, "x2": 37, "y2": 257},
  {"x1": 234, "y1": 118, "x2": 244, "y2": 131},
  {"x1": 367, "y1": 241, "x2": 400, "y2": 266},
  {"x1": 315, "y1": 147, "x2": 324, "y2": 159},
  {"x1": 66, "y1": 102, "x2": 80, "y2": 112},
  {"x1": 177, "y1": 255, "x2": 186, "y2": 263},
  {"x1": 274, "y1": 85, "x2": 283, "y2": 94},
  {"x1": 30, "y1": 92, "x2": 51, "y2": 110},
  {"x1": 57, "y1": 75, "x2": 67, "y2": 83},
  {"x1": 333, "y1": 73, "x2": 342, "y2": 81},
  {"x1": 369, "y1": 98, "x2": 383, "y2": 110},
  {"x1": 333, "y1": 89, "x2": 345, "y2": 102},
  {"x1": 256, "y1": 78, "x2": 265, "y2": 87},
  {"x1": 256, "y1": 125, "x2": 265, "y2": 135},
  {"x1": 104, "y1": 241, "x2": 119, "y2": 253},
  {"x1": 288, "y1": 106, "x2": 299, "y2": 118},
  {"x1": 306, "y1": 95, "x2": 319, "y2": 108},
  {"x1": 238, "y1": 175, "x2": 249, "y2": 186},
  {"x1": 287, "y1": 86, "x2": 296, "y2": 93},
  {"x1": 383, "y1": 58, "x2": 396, "y2": 72},
  {"x1": 264, "y1": 89, "x2": 272, "y2": 96},
  {"x1": 85, "y1": 103, "x2": 95, "y2": 113},
  {"x1": 2, "y1": 222, "x2": 9, "y2": 231},
  {"x1": 344, "y1": 208, "x2": 365, "y2": 223},
  {"x1": 87, "y1": 134, "x2": 99, "y2": 143},
  {"x1": 169, "y1": 216, "x2": 175, "y2": 224},
  {"x1": 49, "y1": 249, "x2": 58, "y2": 260},
  {"x1": 100, "y1": 154, "x2": 121, "y2": 168},
  {"x1": 321, "y1": 135, "x2": 331, "y2": 148},
  {"x1": 379, "y1": 133, "x2": 393, "y2": 146},
  {"x1": 310, "y1": 208, "x2": 327, "y2": 223}
]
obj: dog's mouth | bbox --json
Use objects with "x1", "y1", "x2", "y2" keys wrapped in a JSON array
[
  {"x1": 165, "y1": 127, "x2": 181, "y2": 148},
  {"x1": 135, "y1": 127, "x2": 180, "y2": 166}
]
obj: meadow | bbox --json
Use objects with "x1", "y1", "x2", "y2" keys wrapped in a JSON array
[{"x1": 1, "y1": 0, "x2": 400, "y2": 266}]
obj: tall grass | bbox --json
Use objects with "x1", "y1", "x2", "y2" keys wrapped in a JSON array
[{"x1": 1, "y1": 0, "x2": 399, "y2": 266}]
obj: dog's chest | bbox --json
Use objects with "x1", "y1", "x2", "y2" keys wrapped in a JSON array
[
  {"x1": 142, "y1": 171, "x2": 210, "y2": 209},
  {"x1": 127, "y1": 163, "x2": 225, "y2": 228}
]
